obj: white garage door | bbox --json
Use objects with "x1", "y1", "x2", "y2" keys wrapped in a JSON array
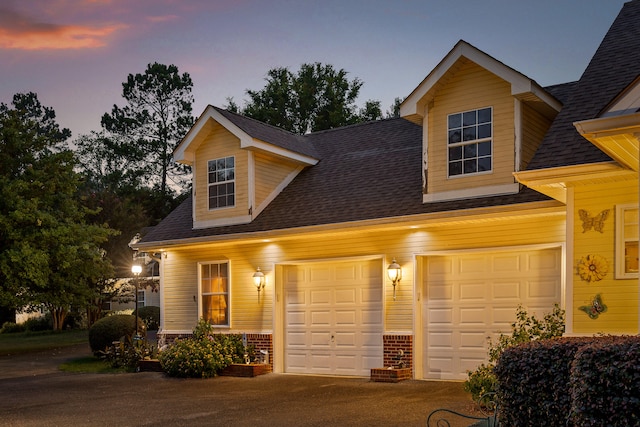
[
  {"x1": 422, "y1": 247, "x2": 562, "y2": 380},
  {"x1": 284, "y1": 259, "x2": 383, "y2": 376}
]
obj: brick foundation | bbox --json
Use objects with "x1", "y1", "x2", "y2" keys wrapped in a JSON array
[{"x1": 370, "y1": 367, "x2": 412, "y2": 383}]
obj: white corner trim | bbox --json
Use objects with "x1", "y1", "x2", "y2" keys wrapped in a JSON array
[
  {"x1": 255, "y1": 166, "x2": 304, "y2": 217},
  {"x1": 193, "y1": 215, "x2": 252, "y2": 230},
  {"x1": 423, "y1": 182, "x2": 519, "y2": 203}
]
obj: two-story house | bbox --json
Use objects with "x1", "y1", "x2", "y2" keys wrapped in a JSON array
[{"x1": 133, "y1": 0, "x2": 640, "y2": 380}]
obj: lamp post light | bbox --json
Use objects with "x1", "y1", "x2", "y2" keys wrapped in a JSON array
[{"x1": 131, "y1": 264, "x2": 143, "y2": 339}]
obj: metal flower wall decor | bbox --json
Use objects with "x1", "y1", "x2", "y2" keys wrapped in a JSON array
[{"x1": 577, "y1": 254, "x2": 608, "y2": 282}]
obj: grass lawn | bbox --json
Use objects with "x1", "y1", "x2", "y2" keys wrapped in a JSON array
[
  {"x1": 0, "y1": 329, "x2": 88, "y2": 356},
  {"x1": 59, "y1": 356, "x2": 128, "y2": 373}
]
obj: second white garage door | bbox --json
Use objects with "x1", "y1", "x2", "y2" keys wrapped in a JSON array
[
  {"x1": 284, "y1": 259, "x2": 383, "y2": 376},
  {"x1": 422, "y1": 247, "x2": 562, "y2": 380}
]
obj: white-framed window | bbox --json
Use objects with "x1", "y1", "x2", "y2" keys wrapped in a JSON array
[
  {"x1": 208, "y1": 156, "x2": 235, "y2": 210},
  {"x1": 447, "y1": 107, "x2": 492, "y2": 177},
  {"x1": 615, "y1": 204, "x2": 639, "y2": 279},
  {"x1": 199, "y1": 261, "x2": 230, "y2": 326},
  {"x1": 137, "y1": 290, "x2": 145, "y2": 308}
]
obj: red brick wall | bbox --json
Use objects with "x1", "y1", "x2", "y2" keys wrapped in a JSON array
[
  {"x1": 383, "y1": 334, "x2": 413, "y2": 373},
  {"x1": 245, "y1": 333, "x2": 273, "y2": 366}
]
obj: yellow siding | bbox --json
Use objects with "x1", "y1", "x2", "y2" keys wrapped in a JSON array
[
  {"x1": 193, "y1": 123, "x2": 248, "y2": 222},
  {"x1": 521, "y1": 103, "x2": 552, "y2": 170},
  {"x1": 428, "y1": 60, "x2": 515, "y2": 194},
  {"x1": 571, "y1": 180, "x2": 638, "y2": 334},
  {"x1": 160, "y1": 209, "x2": 565, "y2": 334},
  {"x1": 254, "y1": 153, "x2": 300, "y2": 208}
]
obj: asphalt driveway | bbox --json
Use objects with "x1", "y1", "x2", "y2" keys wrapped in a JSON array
[{"x1": 0, "y1": 344, "x2": 479, "y2": 426}]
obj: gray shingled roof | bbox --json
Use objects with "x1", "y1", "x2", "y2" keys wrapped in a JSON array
[
  {"x1": 139, "y1": 2, "x2": 640, "y2": 246},
  {"x1": 140, "y1": 118, "x2": 550, "y2": 244},
  {"x1": 528, "y1": 0, "x2": 640, "y2": 170},
  {"x1": 213, "y1": 106, "x2": 319, "y2": 159}
]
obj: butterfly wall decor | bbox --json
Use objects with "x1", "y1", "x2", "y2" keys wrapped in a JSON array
[
  {"x1": 579, "y1": 294, "x2": 607, "y2": 319},
  {"x1": 578, "y1": 209, "x2": 610, "y2": 233}
]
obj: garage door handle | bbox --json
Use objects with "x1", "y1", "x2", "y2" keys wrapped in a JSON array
[{"x1": 331, "y1": 335, "x2": 335, "y2": 342}]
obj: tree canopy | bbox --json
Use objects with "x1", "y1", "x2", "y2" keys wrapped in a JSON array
[
  {"x1": 227, "y1": 62, "x2": 384, "y2": 134},
  {"x1": 0, "y1": 93, "x2": 116, "y2": 329},
  {"x1": 100, "y1": 62, "x2": 195, "y2": 206}
]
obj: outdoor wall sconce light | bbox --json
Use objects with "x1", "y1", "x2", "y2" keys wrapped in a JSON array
[
  {"x1": 387, "y1": 258, "x2": 402, "y2": 300},
  {"x1": 253, "y1": 267, "x2": 265, "y2": 301}
]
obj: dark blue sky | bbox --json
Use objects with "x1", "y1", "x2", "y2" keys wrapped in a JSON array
[{"x1": 0, "y1": 0, "x2": 629, "y2": 137}]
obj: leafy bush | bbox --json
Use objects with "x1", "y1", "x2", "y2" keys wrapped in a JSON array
[
  {"x1": 23, "y1": 314, "x2": 52, "y2": 331},
  {"x1": 103, "y1": 335, "x2": 158, "y2": 371},
  {"x1": 0, "y1": 322, "x2": 25, "y2": 334},
  {"x1": 495, "y1": 337, "x2": 591, "y2": 426},
  {"x1": 570, "y1": 336, "x2": 640, "y2": 426},
  {"x1": 159, "y1": 319, "x2": 245, "y2": 378},
  {"x1": 88, "y1": 314, "x2": 145, "y2": 355},
  {"x1": 463, "y1": 304, "x2": 565, "y2": 405},
  {"x1": 136, "y1": 306, "x2": 160, "y2": 331}
]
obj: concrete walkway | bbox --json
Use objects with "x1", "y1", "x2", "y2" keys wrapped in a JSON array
[{"x1": 0, "y1": 344, "x2": 479, "y2": 427}]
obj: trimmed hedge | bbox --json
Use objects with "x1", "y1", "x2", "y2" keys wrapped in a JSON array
[
  {"x1": 136, "y1": 306, "x2": 160, "y2": 331},
  {"x1": 495, "y1": 337, "x2": 591, "y2": 426},
  {"x1": 570, "y1": 336, "x2": 640, "y2": 426},
  {"x1": 495, "y1": 336, "x2": 640, "y2": 427},
  {"x1": 88, "y1": 314, "x2": 144, "y2": 355}
]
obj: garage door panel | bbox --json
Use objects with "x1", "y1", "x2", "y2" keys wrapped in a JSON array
[
  {"x1": 458, "y1": 256, "x2": 488, "y2": 274},
  {"x1": 361, "y1": 309, "x2": 383, "y2": 325},
  {"x1": 335, "y1": 265, "x2": 357, "y2": 280},
  {"x1": 361, "y1": 332, "x2": 383, "y2": 347},
  {"x1": 310, "y1": 290, "x2": 331, "y2": 304},
  {"x1": 285, "y1": 260, "x2": 383, "y2": 376},
  {"x1": 428, "y1": 332, "x2": 453, "y2": 349},
  {"x1": 310, "y1": 310, "x2": 331, "y2": 325},
  {"x1": 335, "y1": 289, "x2": 356, "y2": 304},
  {"x1": 492, "y1": 282, "x2": 520, "y2": 299},
  {"x1": 286, "y1": 331, "x2": 308, "y2": 347},
  {"x1": 527, "y1": 280, "x2": 560, "y2": 298},
  {"x1": 335, "y1": 310, "x2": 356, "y2": 325},
  {"x1": 361, "y1": 287, "x2": 383, "y2": 303},
  {"x1": 287, "y1": 290, "x2": 306, "y2": 305},
  {"x1": 459, "y1": 308, "x2": 488, "y2": 325},
  {"x1": 429, "y1": 308, "x2": 454, "y2": 325},
  {"x1": 459, "y1": 283, "x2": 487, "y2": 300},
  {"x1": 424, "y1": 247, "x2": 562, "y2": 380},
  {"x1": 429, "y1": 283, "x2": 453, "y2": 300},
  {"x1": 492, "y1": 254, "x2": 521, "y2": 272}
]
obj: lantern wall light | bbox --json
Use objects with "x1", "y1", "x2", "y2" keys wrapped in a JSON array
[
  {"x1": 253, "y1": 267, "x2": 265, "y2": 302},
  {"x1": 387, "y1": 258, "x2": 402, "y2": 301}
]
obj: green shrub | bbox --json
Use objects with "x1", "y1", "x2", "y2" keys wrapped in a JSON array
[
  {"x1": 0, "y1": 321, "x2": 25, "y2": 333},
  {"x1": 463, "y1": 304, "x2": 565, "y2": 405},
  {"x1": 495, "y1": 337, "x2": 591, "y2": 426},
  {"x1": 159, "y1": 319, "x2": 245, "y2": 378},
  {"x1": 570, "y1": 336, "x2": 640, "y2": 426},
  {"x1": 88, "y1": 314, "x2": 145, "y2": 355},
  {"x1": 23, "y1": 314, "x2": 52, "y2": 331},
  {"x1": 103, "y1": 335, "x2": 158, "y2": 371},
  {"x1": 136, "y1": 306, "x2": 160, "y2": 331}
]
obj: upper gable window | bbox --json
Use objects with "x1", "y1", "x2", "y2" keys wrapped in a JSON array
[
  {"x1": 447, "y1": 107, "x2": 492, "y2": 177},
  {"x1": 208, "y1": 156, "x2": 235, "y2": 210}
]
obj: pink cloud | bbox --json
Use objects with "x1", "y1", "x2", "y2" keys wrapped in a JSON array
[{"x1": 0, "y1": 3, "x2": 126, "y2": 50}]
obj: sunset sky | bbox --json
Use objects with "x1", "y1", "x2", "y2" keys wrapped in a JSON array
[{"x1": 0, "y1": 0, "x2": 629, "y2": 138}]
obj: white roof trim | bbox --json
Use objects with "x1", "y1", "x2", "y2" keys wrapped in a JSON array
[
  {"x1": 400, "y1": 40, "x2": 561, "y2": 118},
  {"x1": 174, "y1": 105, "x2": 318, "y2": 166}
]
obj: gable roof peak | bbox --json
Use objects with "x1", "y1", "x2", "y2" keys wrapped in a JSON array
[{"x1": 400, "y1": 40, "x2": 561, "y2": 122}]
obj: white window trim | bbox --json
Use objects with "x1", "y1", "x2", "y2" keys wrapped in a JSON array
[
  {"x1": 137, "y1": 290, "x2": 145, "y2": 308},
  {"x1": 615, "y1": 203, "x2": 639, "y2": 279},
  {"x1": 207, "y1": 156, "x2": 236, "y2": 211},
  {"x1": 446, "y1": 107, "x2": 493, "y2": 178},
  {"x1": 197, "y1": 260, "x2": 231, "y2": 328}
]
